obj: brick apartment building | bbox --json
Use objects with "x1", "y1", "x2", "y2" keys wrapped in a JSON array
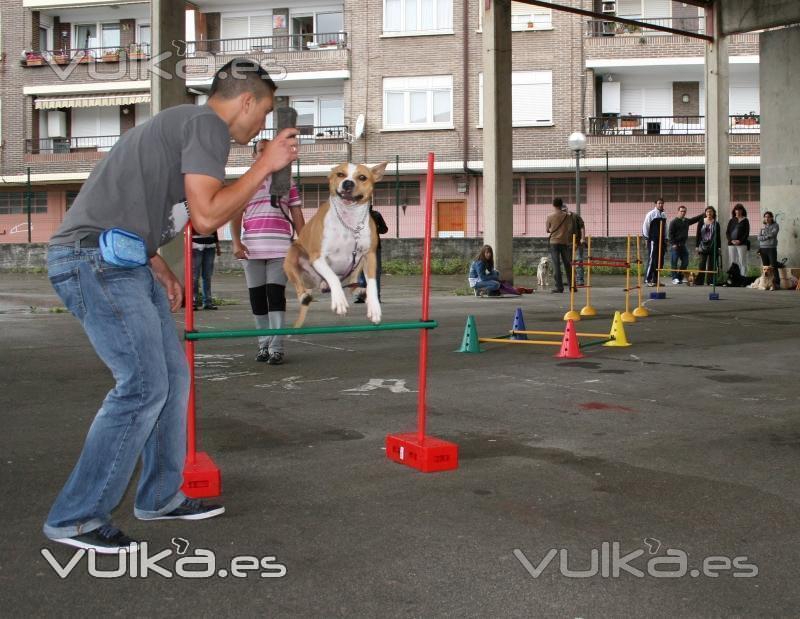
[{"x1": 0, "y1": 0, "x2": 761, "y2": 244}]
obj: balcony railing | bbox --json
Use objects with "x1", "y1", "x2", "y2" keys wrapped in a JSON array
[
  {"x1": 186, "y1": 32, "x2": 347, "y2": 55},
  {"x1": 26, "y1": 135, "x2": 119, "y2": 153},
  {"x1": 586, "y1": 16, "x2": 705, "y2": 37},
  {"x1": 251, "y1": 125, "x2": 348, "y2": 144},
  {"x1": 22, "y1": 43, "x2": 151, "y2": 66},
  {"x1": 588, "y1": 115, "x2": 760, "y2": 136}
]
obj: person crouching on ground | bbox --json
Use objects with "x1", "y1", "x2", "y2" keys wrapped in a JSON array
[
  {"x1": 468, "y1": 245, "x2": 532, "y2": 296},
  {"x1": 231, "y1": 138, "x2": 305, "y2": 365},
  {"x1": 695, "y1": 206, "x2": 722, "y2": 285}
]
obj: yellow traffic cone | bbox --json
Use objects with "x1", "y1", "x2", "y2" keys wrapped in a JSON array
[{"x1": 603, "y1": 311, "x2": 631, "y2": 347}]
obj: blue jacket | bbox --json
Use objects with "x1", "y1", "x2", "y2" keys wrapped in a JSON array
[{"x1": 468, "y1": 260, "x2": 499, "y2": 286}]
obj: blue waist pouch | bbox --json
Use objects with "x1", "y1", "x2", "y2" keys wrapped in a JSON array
[{"x1": 99, "y1": 228, "x2": 148, "y2": 268}]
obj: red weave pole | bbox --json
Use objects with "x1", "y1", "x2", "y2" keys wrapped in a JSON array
[
  {"x1": 184, "y1": 222, "x2": 197, "y2": 465},
  {"x1": 417, "y1": 152, "x2": 434, "y2": 443}
]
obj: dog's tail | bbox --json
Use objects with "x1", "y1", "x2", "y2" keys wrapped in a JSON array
[{"x1": 294, "y1": 293, "x2": 313, "y2": 328}]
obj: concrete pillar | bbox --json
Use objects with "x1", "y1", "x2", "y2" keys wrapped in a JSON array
[
  {"x1": 704, "y1": 7, "x2": 730, "y2": 268},
  {"x1": 761, "y1": 26, "x2": 800, "y2": 266},
  {"x1": 152, "y1": 0, "x2": 188, "y2": 280},
  {"x1": 481, "y1": 0, "x2": 513, "y2": 280}
]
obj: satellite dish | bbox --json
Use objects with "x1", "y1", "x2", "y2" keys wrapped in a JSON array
[{"x1": 353, "y1": 114, "x2": 365, "y2": 141}]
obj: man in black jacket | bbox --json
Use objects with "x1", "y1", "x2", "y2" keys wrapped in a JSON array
[{"x1": 668, "y1": 205, "x2": 704, "y2": 284}]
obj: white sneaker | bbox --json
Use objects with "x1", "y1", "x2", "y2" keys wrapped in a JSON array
[{"x1": 672, "y1": 278, "x2": 680, "y2": 285}]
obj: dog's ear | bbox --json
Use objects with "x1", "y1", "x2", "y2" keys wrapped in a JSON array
[{"x1": 370, "y1": 161, "x2": 389, "y2": 183}]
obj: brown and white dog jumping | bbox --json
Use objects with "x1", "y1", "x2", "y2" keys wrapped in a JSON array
[{"x1": 284, "y1": 161, "x2": 388, "y2": 327}]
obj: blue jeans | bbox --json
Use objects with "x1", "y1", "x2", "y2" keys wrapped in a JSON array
[
  {"x1": 549, "y1": 244, "x2": 571, "y2": 291},
  {"x1": 192, "y1": 247, "x2": 216, "y2": 307},
  {"x1": 670, "y1": 244, "x2": 689, "y2": 281},
  {"x1": 473, "y1": 279, "x2": 500, "y2": 292},
  {"x1": 44, "y1": 245, "x2": 189, "y2": 539}
]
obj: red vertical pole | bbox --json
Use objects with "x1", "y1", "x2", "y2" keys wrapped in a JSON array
[
  {"x1": 416, "y1": 152, "x2": 434, "y2": 443},
  {"x1": 184, "y1": 222, "x2": 197, "y2": 465}
]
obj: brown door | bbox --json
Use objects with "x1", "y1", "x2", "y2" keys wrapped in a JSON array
[{"x1": 436, "y1": 200, "x2": 466, "y2": 238}]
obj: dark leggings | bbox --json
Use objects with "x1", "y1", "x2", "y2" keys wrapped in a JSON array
[
  {"x1": 696, "y1": 251, "x2": 720, "y2": 285},
  {"x1": 759, "y1": 247, "x2": 781, "y2": 287},
  {"x1": 248, "y1": 284, "x2": 286, "y2": 315}
]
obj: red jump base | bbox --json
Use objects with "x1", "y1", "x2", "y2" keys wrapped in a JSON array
[
  {"x1": 386, "y1": 433, "x2": 459, "y2": 473},
  {"x1": 182, "y1": 452, "x2": 222, "y2": 498}
]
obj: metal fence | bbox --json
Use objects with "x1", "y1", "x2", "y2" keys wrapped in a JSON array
[{"x1": 589, "y1": 115, "x2": 760, "y2": 136}]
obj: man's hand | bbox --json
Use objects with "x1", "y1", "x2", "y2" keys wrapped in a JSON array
[
  {"x1": 259, "y1": 128, "x2": 299, "y2": 174},
  {"x1": 150, "y1": 254, "x2": 183, "y2": 312},
  {"x1": 732, "y1": 240, "x2": 741, "y2": 246},
  {"x1": 233, "y1": 242, "x2": 249, "y2": 259}
]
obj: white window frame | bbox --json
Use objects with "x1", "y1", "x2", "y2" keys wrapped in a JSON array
[
  {"x1": 287, "y1": 95, "x2": 345, "y2": 132},
  {"x1": 382, "y1": 0, "x2": 454, "y2": 37},
  {"x1": 382, "y1": 75, "x2": 454, "y2": 131},
  {"x1": 39, "y1": 24, "x2": 52, "y2": 51},
  {"x1": 73, "y1": 22, "x2": 120, "y2": 51},
  {"x1": 478, "y1": 71, "x2": 553, "y2": 128},
  {"x1": 477, "y1": 1, "x2": 553, "y2": 32}
]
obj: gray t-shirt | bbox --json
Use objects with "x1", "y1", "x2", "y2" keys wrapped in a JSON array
[{"x1": 49, "y1": 104, "x2": 230, "y2": 256}]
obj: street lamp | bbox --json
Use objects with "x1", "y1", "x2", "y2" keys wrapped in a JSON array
[{"x1": 568, "y1": 131, "x2": 587, "y2": 286}]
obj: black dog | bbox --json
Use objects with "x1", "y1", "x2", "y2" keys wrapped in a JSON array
[{"x1": 724, "y1": 263, "x2": 756, "y2": 287}]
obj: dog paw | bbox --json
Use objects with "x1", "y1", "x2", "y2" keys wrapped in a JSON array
[
  {"x1": 367, "y1": 300, "x2": 382, "y2": 324},
  {"x1": 331, "y1": 291, "x2": 349, "y2": 315}
]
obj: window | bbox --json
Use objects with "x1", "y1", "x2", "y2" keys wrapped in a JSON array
[
  {"x1": 479, "y1": 71, "x2": 553, "y2": 127},
  {"x1": 0, "y1": 192, "x2": 48, "y2": 215},
  {"x1": 221, "y1": 13, "x2": 272, "y2": 50},
  {"x1": 525, "y1": 177, "x2": 586, "y2": 206},
  {"x1": 373, "y1": 181, "x2": 421, "y2": 207},
  {"x1": 384, "y1": 0, "x2": 452, "y2": 34},
  {"x1": 478, "y1": 2, "x2": 553, "y2": 32},
  {"x1": 295, "y1": 183, "x2": 325, "y2": 209},
  {"x1": 284, "y1": 96, "x2": 345, "y2": 138},
  {"x1": 39, "y1": 26, "x2": 50, "y2": 50},
  {"x1": 610, "y1": 176, "x2": 704, "y2": 203},
  {"x1": 101, "y1": 23, "x2": 120, "y2": 51},
  {"x1": 383, "y1": 76, "x2": 453, "y2": 130},
  {"x1": 138, "y1": 24, "x2": 151, "y2": 48},
  {"x1": 731, "y1": 176, "x2": 760, "y2": 202},
  {"x1": 75, "y1": 24, "x2": 98, "y2": 49}
]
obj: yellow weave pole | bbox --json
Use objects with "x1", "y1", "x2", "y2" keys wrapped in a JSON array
[
  {"x1": 512, "y1": 330, "x2": 610, "y2": 338},
  {"x1": 479, "y1": 338, "x2": 561, "y2": 346},
  {"x1": 580, "y1": 235, "x2": 597, "y2": 317},
  {"x1": 564, "y1": 233, "x2": 581, "y2": 321},
  {"x1": 621, "y1": 235, "x2": 636, "y2": 323},
  {"x1": 634, "y1": 234, "x2": 649, "y2": 317},
  {"x1": 655, "y1": 220, "x2": 665, "y2": 294}
]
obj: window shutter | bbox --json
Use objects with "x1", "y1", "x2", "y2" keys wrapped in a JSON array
[
  {"x1": 221, "y1": 16, "x2": 249, "y2": 40},
  {"x1": 249, "y1": 15, "x2": 272, "y2": 38}
]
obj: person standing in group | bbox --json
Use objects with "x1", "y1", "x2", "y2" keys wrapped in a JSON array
[
  {"x1": 42, "y1": 59, "x2": 299, "y2": 553},
  {"x1": 642, "y1": 198, "x2": 667, "y2": 287},
  {"x1": 667, "y1": 205, "x2": 704, "y2": 284},
  {"x1": 695, "y1": 206, "x2": 722, "y2": 285},
  {"x1": 726, "y1": 203, "x2": 751, "y2": 276},
  {"x1": 353, "y1": 204, "x2": 389, "y2": 304},
  {"x1": 757, "y1": 210, "x2": 781, "y2": 289},
  {"x1": 231, "y1": 138, "x2": 305, "y2": 365},
  {"x1": 546, "y1": 198, "x2": 574, "y2": 293},
  {"x1": 192, "y1": 228, "x2": 221, "y2": 309}
]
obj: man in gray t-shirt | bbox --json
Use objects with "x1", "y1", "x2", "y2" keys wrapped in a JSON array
[{"x1": 43, "y1": 59, "x2": 298, "y2": 554}]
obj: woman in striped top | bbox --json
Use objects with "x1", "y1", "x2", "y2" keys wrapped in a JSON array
[{"x1": 231, "y1": 139, "x2": 305, "y2": 365}]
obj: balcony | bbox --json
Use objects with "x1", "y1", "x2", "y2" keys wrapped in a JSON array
[
  {"x1": 22, "y1": 43, "x2": 151, "y2": 67},
  {"x1": 183, "y1": 33, "x2": 349, "y2": 83},
  {"x1": 588, "y1": 115, "x2": 761, "y2": 136},
  {"x1": 586, "y1": 16, "x2": 705, "y2": 38},
  {"x1": 25, "y1": 125, "x2": 350, "y2": 170}
]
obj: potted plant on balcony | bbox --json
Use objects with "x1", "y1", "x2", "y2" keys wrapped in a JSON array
[
  {"x1": 76, "y1": 50, "x2": 94, "y2": 63},
  {"x1": 102, "y1": 48, "x2": 121, "y2": 62},
  {"x1": 736, "y1": 111, "x2": 760, "y2": 126},
  {"x1": 129, "y1": 44, "x2": 147, "y2": 60},
  {"x1": 24, "y1": 51, "x2": 45, "y2": 66},
  {"x1": 51, "y1": 50, "x2": 70, "y2": 65}
]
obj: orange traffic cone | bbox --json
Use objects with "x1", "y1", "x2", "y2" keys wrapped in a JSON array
[{"x1": 556, "y1": 319, "x2": 584, "y2": 359}]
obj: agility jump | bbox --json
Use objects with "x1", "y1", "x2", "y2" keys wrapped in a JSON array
[{"x1": 181, "y1": 152, "x2": 457, "y2": 498}]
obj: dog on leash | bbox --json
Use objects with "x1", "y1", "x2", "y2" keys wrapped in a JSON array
[
  {"x1": 750, "y1": 266, "x2": 776, "y2": 291},
  {"x1": 536, "y1": 256, "x2": 554, "y2": 290},
  {"x1": 284, "y1": 161, "x2": 388, "y2": 327}
]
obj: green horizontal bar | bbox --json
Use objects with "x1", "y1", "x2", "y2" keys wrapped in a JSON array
[
  {"x1": 580, "y1": 338, "x2": 613, "y2": 348},
  {"x1": 185, "y1": 320, "x2": 438, "y2": 341}
]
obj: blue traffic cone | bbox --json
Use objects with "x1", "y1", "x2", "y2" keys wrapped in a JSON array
[{"x1": 511, "y1": 307, "x2": 527, "y2": 340}]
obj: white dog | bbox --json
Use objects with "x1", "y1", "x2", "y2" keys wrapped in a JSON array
[{"x1": 536, "y1": 256, "x2": 554, "y2": 290}]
